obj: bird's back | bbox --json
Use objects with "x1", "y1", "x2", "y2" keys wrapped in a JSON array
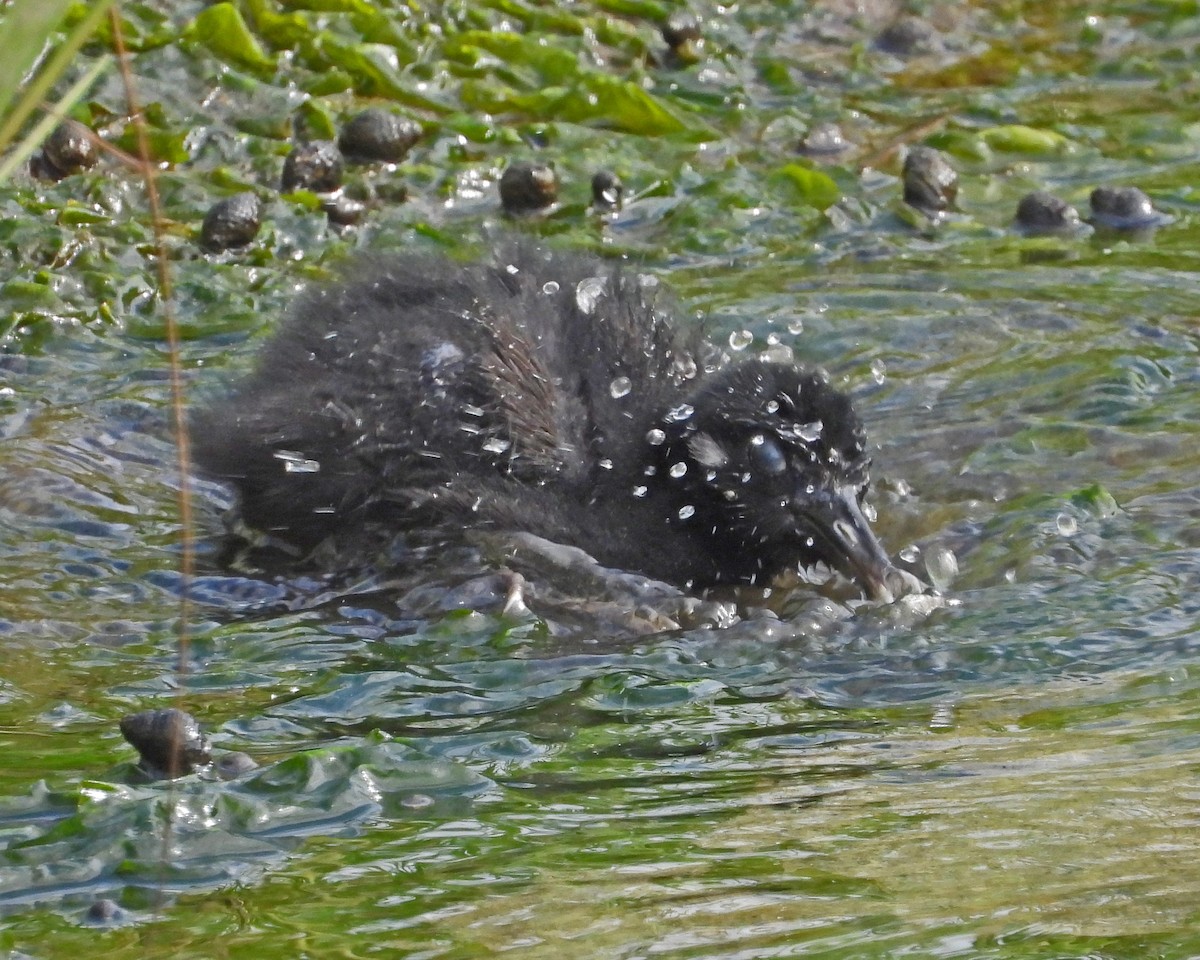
[{"x1": 193, "y1": 247, "x2": 706, "y2": 552}]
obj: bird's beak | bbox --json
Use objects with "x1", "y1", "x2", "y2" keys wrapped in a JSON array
[{"x1": 796, "y1": 484, "x2": 901, "y2": 602}]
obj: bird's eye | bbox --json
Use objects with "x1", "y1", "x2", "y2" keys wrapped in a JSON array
[{"x1": 747, "y1": 434, "x2": 787, "y2": 476}]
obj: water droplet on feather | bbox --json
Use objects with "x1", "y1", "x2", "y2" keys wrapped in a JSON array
[
  {"x1": 575, "y1": 276, "x2": 607, "y2": 314},
  {"x1": 797, "y1": 421, "x2": 824, "y2": 442},
  {"x1": 273, "y1": 450, "x2": 321, "y2": 473}
]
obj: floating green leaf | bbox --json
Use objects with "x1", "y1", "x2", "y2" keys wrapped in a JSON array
[
  {"x1": 1070, "y1": 483, "x2": 1120, "y2": 518},
  {"x1": 445, "y1": 31, "x2": 580, "y2": 83},
  {"x1": 304, "y1": 67, "x2": 353, "y2": 96},
  {"x1": 979, "y1": 124, "x2": 1070, "y2": 155},
  {"x1": 544, "y1": 76, "x2": 701, "y2": 136},
  {"x1": 57, "y1": 205, "x2": 111, "y2": 227},
  {"x1": 243, "y1": 0, "x2": 313, "y2": 49},
  {"x1": 771, "y1": 163, "x2": 841, "y2": 211},
  {"x1": 184, "y1": 3, "x2": 276, "y2": 75},
  {"x1": 114, "y1": 122, "x2": 189, "y2": 165},
  {"x1": 465, "y1": 75, "x2": 704, "y2": 137},
  {"x1": 317, "y1": 36, "x2": 447, "y2": 111},
  {"x1": 927, "y1": 129, "x2": 992, "y2": 163},
  {"x1": 295, "y1": 99, "x2": 336, "y2": 140},
  {"x1": 279, "y1": 0, "x2": 377, "y2": 13},
  {"x1": 596, "y1": 0, "x2": 670, "y2": 17}
]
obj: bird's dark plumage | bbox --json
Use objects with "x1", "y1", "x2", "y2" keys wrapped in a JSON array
[{"x1": 194, "y1": 247, "x2": 906, "y2": 599}]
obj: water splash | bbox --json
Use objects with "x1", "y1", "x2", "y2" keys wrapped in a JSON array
[{"x1": 924, "y1": 544, "x2": 959, "y2": 590}]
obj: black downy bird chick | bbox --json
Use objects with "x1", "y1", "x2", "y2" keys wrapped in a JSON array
[{"x1": 194, "y1": 247, "x2": 912, "y2": 601}]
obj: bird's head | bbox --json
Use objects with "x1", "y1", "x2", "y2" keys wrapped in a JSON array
[{"x1": 648, "y1": 360, "x2": 904, "y2": 600}]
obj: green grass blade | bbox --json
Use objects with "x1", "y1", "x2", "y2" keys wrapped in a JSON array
[
  {"x1": 0, "y1": 0, "x2": 117, "y2": 153},
  {"x1": 0, "y1": 0, "x2": 76, "y2": 119},
  {"x1": 0, "y1": 53, "x2": 112, "y2": 183}
]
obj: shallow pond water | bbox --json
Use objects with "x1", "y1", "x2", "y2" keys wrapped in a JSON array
[{"x1": 2, "y1": 1, "x2": 1200, "y2": 957}]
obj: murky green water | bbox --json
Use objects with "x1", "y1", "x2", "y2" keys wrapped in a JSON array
[{"x1": 2, "y1": 1, "x2": 1200, "y2": 956}]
